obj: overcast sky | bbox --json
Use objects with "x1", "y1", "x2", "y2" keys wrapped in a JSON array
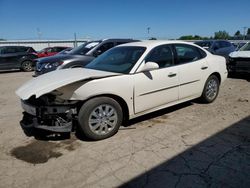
[{"x1": 0, "y1": 0, "x2": 250, "y2": 40}]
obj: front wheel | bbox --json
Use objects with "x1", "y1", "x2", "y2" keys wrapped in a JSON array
[
  {"x1": 78, "y1": 97, "x2": 123, "y2": 140},
  {"x1": 21, "y1": 61, "x2": 33, "y2": 72},
  {"x1": 200, "y1": 75, "x2": 220, "y2": 103}
]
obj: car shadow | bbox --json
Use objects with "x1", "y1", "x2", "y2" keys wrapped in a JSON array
[
  {"x1": 125, "y1": 101, "x2": 193, "y2": 127},
  {"x1": 0, "y1": 69, "x2": 21, "y2": 74},
  {"x1": 228, "y1": 72, "x2": 250, "y2": 82},
  {"x1": 120, "y1": 115, "x2": 250, "y2": 188},
  {"x1": 75, "y1": 101, "x2": 194, "y2": 142}
]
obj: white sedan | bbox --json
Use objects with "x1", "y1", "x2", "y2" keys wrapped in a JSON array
[{"x1": 16, "y1": 41, "x2": 228, "y2": 140}]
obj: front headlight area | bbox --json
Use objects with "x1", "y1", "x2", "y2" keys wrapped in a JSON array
[{"x1": 44, "y1": 61, "x2": 64, "y2": 69}]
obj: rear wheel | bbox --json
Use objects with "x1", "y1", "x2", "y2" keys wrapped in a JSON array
[
  {"x1": 78, "y1": 97, "x2": 123, "y2": 140},
  {"x1": 21, "y1": 61, "x2": 33, "y2": 72},
  {"x1": 200, "y1": 75, "x2": 220, "y2": 103}
]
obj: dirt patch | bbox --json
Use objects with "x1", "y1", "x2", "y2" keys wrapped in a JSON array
[
  {"x1": 10, "y1": 138, "x2": 80, "y2": 164},
  {"x1": 11, "y1": 141, "x2": 62, "y2": 164}
]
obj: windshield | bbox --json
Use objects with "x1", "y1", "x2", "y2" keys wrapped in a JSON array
[
  {"x1": 69, "y1": 41, "x2": 101, "y2": 55},
  {"x1": 195, "y1": 41, "x2": 212, "y2": 48},
  {"x1": 239, "y1": 42, "x2": 250, "y2": 51},
  {"x1": 85, "y1": 46, "x2": 146, "y2": 73}
]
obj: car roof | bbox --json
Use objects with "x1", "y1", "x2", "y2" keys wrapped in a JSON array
[
  {"x1": 0, "y1": 46, "x2": 31, "y2": 48},
  {"x1": 118, "y1": 40, "x2": 197, "y2": 48}
]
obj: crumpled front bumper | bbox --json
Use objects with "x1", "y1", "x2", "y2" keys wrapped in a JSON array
[
  {"x1": 20, "y1": 112, "x2": 73, "y2": 136},
  {"x1": 20, "y1": 100, "x2": 76, "y2": 136}
]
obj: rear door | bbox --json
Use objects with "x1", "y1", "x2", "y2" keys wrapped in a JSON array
[{"x1": 173, "y1": 44, "x2": 210, "y2": 100}]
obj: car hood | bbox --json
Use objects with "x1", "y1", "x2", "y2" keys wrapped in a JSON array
[
  {"x1": 16, "y1": 68, "x2": 120, "y2": 100},
  {"x1": 229, "y1": 51, "x2": 250, "y2": 58},
  {"x1": 37, "y1": 54, "x2": 92, "y2": 64}
]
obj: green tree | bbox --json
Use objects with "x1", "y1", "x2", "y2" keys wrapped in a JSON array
[
  {"x1": 178, "y1": 35, "x2": 208, "y2": 40},
  {"x1": 214, "y1": 30, "x2": 230, "y2": 39},
  {"x1": 179, "y1": 35, "x2": 193, "y2": 40},
  {"x1": 234, "y1": 30, "x2": 241, "y2": 36},
  {"x1": 247, "y1": 28, "x2": 250, "y2": 35}
]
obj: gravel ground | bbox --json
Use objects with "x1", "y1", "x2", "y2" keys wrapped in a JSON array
[{"x1": 0, "y1": 71, "x2": 249, "y2": 188}]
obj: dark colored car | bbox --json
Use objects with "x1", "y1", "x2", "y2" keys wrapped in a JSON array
[
  {"x1": 35, "y1": 39, "x2": 139, "y2": 76},
  {"x1": 228, "y1": 42, "x2": 250, "y2": 74},
  {"x1": 0, "y1": 46, "x2": 37, "y2": 72},
  {"x1": 57, "y1": 47, "x2": 73, "y2": 55},
  {"x1": 194, "y1": 40, "x2": 235, "y2": 58},
  {"x1": 37, "y1": 46, "x2": 69, "y2": 58}
]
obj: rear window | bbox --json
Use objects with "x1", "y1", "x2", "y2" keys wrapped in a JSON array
[
  {"x1": 175, "y1": 44, "x2": 203, "y2": 64},
  {"x1": 16, "y1": 47, "x2": 29, "y2": 52}
]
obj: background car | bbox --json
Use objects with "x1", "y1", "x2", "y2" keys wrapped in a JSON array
[
  {"x1": 0, "y1": 46, "x2": 37, "y2": 72},
  {"x1": 195, "y1": 40, "x2": 235, "y2": 58},
  {"x1": 35, "y1": 38, "x2": 139, "y2": 76},
  {"x1": 37, "y1": 46, "x2": 69, "y2": 58},
  {"x1": 228, "y1": 42, "x2": 250, "y2": 74},
  {"x1": 57, "y1": 47, "x2": 73, "y2": 55},
  {"x1": 231, "y1": 41, "x2": 247, "y2": 51},
  {"x1": 17, "y1": 41, "x2": 227, "y2": 140}
]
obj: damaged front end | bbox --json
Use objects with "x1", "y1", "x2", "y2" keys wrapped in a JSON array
[{"x1": 20, "y1": 93, "x2": 79, "y2": 136}]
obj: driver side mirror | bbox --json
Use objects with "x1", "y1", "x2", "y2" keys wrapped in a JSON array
[{"x1": 140, "y1": 62, "x2": 159, "y2": 72}]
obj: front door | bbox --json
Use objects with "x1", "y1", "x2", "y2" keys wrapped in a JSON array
[{"x1": 134, "y1": 44, "x2": 179, "y2": 113}]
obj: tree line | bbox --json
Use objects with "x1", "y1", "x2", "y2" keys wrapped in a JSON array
[{"x1": 179, "y1": 28, "x2": 250, "y2": 40}]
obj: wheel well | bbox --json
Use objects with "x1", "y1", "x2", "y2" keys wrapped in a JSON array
[
  {"x1": 78, "y1": 94, "x2": 129, "y2": 123},
  {"x1": 21, "y1": 59, "x2": 34, "y2": 66},
  {"x1": 210, "y1": 72, "x2": 221, "y2": 84}
]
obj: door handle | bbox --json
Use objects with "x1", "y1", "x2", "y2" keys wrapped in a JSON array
[
  {"x1": 201, "y1": 66, "x2": 208, "y2": 70},
  {"x1": 168, "y1": 72, "x2": 177, "y2": 77}
]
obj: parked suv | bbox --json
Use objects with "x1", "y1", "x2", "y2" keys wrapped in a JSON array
[
  {"x1": 37, "y1": 46, "x2": 69, "y2": 58},
  {"x1": 195, "y1": 40, "x2": 235, "y2": 58},
  {"x1": 0, "y1": 46, "x2": 37, "y2": 72},
  {"x1": 35, "y1": 39, "x2": 139, "y2": 76}
]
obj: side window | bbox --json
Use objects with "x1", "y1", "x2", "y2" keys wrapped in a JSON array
[
  {"x1": 55, "y1": 47, "x2": 64, "y2": 52},
  {"x1": 198, "y1": 48, "x2": 207, "y2": 58},
  {"x1": 2, "y1": 47, "x2": 16, "y2": 54},
  {"x1": 16, "y1": 47, "x2": 28, "y2": 53},
  {"x1": 96, "y1": 42, "x2": 114, "y2": 54},
  {"x1": 175, "y1": 44, "x2": 202, "y2": 64},
  {"x1": 46, "y1": 48, "x2": 53, "y2": 53},
  {"x1": 145, "y1": 45, "x2": 173, "y2": 68}
]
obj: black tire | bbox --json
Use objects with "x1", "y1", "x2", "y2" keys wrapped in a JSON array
[
  {"x1": 21, "y1": 61, "x2": 33, "y2": 72},
  {"x1": 200, "y1": 75, "x2": 220, "y2": 103},
  {"x1": 78, "y1": 97, "x2": 123, "y2": 140}
]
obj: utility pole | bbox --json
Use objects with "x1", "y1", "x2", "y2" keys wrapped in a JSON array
[
  {"x1": 147, "y1": 27, "x2": 151, "y2": 39},
  {"x1": 36, "y1": 28, "x2": 42, "y2": 40},
  {"x1": 74, "y1": 33, "x2": 77, "y2": 47}
]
